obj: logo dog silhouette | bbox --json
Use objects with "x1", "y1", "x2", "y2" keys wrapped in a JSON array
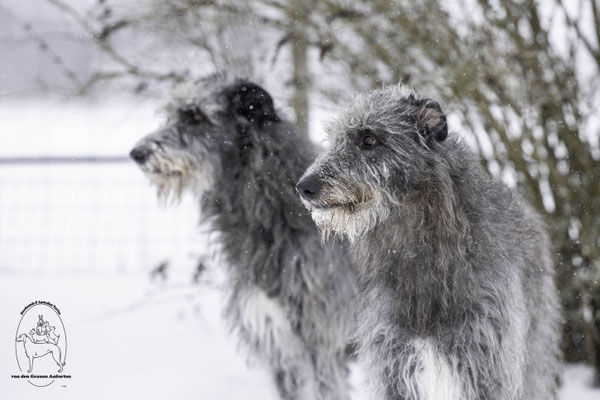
[{"x1": 16, "y1": 333, "x2": 65, "y2": 373}]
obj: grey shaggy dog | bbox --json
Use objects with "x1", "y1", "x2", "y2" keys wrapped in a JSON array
[
  {"x1": 130, "y1": 74, "x2": 356, "y2": 400},
  {"x1": 296, "y1": 85, "x2": 561, "y2": 400}
]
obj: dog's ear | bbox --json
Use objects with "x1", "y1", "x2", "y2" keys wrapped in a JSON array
[
  {"x1": 415, "y1": 98, "x2": 447, "y2": 142},
  {"x1": 227, "y1": 82, "x2": 279, "y2": 125}
]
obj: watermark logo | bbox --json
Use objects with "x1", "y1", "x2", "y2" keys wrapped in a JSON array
[{"x1": 12, "y1": 301, "x2": 71, "y2": 387}]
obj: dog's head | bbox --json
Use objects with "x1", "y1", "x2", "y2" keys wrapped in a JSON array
[
  {"x1": 130, "y1": 73, "x2": 279, "y2": 201},
  {"x1": 296, "y1": 85, "x2": 449, "y2": 242},
  {"x1": 16, "y1": 334, "x2": 27, "y2": 342}
]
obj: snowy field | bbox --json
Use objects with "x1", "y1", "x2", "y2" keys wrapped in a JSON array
[
  {"x1": 1, "y1": 100, "x2": 599, "y2": 399},
  {"x1": 1, "y1": 272, "x2": 599, "y2": 399},
  {"x1": 0, "y1": 272, "x2": 277, "y2": 399}
]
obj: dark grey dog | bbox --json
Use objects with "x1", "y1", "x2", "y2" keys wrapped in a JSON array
[
  {"x1": 130, "y1": 74, "x2": 356, "y2": 400},
  {"x1": 296, "y1": 85, "x2": 560, "y2": 400}
]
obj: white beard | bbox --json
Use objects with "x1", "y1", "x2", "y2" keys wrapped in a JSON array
[
  {"x1": 306, "y1": 198, "x2": 388, "y2": 244},
  {"x1": 142, "y1": 155, "x2": 214, "y2": 203}
]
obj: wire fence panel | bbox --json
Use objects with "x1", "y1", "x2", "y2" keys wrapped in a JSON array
[{"x1": 0, "y1": 159, "x2": 202, "y2": 275}]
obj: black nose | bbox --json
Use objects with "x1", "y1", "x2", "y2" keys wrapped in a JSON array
[
  {"x1": 296, "y1": 176, "x2": 322, "y2": 201},
  {"x1": 129, "y1": 146, "x2": 152, "y2": 164}
]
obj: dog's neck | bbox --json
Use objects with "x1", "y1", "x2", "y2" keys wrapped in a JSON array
[
  {"x1": 199, "y1": 122, "x2": 317, "y2": 294},
  {"x1": 354, "y1": 168, "x2": 477, "y2": 333}
]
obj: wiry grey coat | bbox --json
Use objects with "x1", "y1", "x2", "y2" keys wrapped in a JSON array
[
  {"x1": 296, "y1": 85, "x2": 561, "y2": 400},
  {"x1": 130, "y1": 75, "x2": 356, "y2": 400}
]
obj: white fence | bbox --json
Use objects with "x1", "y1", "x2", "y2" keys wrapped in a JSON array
[{"x1": 0, "y1": 157, "x2": 202, "y2": 275}]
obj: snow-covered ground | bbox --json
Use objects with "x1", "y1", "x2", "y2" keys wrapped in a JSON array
[
  {"x1": 1, "y1": 100, "x2": 599, "y2": 399},
  {"x1": 1, "y1": 272, "x2": 599, "y2": 399},
  {"x1": 0, "y1": 272, "x2": 276, "y2": 399}
]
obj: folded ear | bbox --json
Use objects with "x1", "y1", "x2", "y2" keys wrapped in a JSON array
[
  {"x1": 416, "y1": 98, "x2": 447, "y2": 142},
  {"x1": 226, "y1": 82, "x2": 279, "y2": 125}
]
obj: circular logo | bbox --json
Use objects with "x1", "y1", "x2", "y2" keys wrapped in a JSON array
[{"x1": 14, "y1": 301, "x2": 67, "y2": 387}]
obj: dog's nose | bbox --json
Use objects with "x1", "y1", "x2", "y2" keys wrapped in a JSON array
[
  {"x1": 296, "y1": 176, "x2": 322, "y2": 201},
  {"x1": 129, "y1": 146, "x2": 152, "y2": 164}
]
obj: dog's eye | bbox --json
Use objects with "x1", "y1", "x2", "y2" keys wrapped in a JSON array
[
  {"x1": 179, "y1": 106, "x2": 207, "y2": 125},
  {"x1": 360, "y1": 135, "x2": 378, "y2": 148}
]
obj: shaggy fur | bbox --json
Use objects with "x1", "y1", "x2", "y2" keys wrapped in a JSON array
[
  {"x1": 297, "y1": 84, "x2": 561, "y2": 400},
  {"x1": 130, "y1": 73, "x2": 356, "y2": 400}
]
